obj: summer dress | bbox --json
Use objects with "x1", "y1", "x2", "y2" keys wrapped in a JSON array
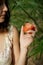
[{"x1": 0, "y1": 25, "x2": 13, "y2": 65}]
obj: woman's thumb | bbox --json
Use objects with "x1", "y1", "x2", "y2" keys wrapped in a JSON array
[{"x1": 20, "y1": 26, "x2": 24, "y2": 37}]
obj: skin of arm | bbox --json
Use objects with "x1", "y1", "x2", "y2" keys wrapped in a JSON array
[
  {"x1": 15, "y1": 48, "x2": 27, "y2": 65},
  {"x1": 13, "y1": 25, "x2": 37, "y2": 65},
  {"x1": 12, "y1": 26, "x2": 20, "y2": 65},
  {"x1": 15, "y1": 25, "x2": 36, "y2": 65},
  {"x1": 12, "y1": 26, "x2": 28, "y2": 65}
]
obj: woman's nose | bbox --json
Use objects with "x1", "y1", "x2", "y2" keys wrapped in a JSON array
[{"x1": 3, "y1": 4, "x2": 8, "y2": 12}]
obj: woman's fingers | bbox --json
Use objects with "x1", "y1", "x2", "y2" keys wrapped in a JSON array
[
  {"x1": 25, "y1": 30, "x2": 36, "y2": 37},
  {"x1": 24, "y1": 33, "x2": 32, "y2": 38}
]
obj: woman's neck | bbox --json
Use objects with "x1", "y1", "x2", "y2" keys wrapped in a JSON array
[{"x1": 0, "y1": 28, "x2": 8, "y2": 33}]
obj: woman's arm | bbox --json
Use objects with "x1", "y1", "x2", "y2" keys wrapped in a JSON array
[
  {"x1": 15, "y1": 25, "x2": 37, "y2": 65},
  {"x1": 12, "y1": 26, "x2": 20, "y2": 65},
  {"x1": 12, "y1": 26, "x2": 28, "y2": 65},
  {"x1": 13, "y1": 25, "x2": 37, "y2": 65},
  {"x1": 15, "y1": 48, "x2": 27, "y2": 65}
]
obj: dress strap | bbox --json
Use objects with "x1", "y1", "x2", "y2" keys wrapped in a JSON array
[{"x1": 8, "y1": 25, "x2": 13, "y2": 44}]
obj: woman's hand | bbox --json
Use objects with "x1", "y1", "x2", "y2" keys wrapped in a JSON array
[{"x1": 20, "y1": 25, "x2": 37, "y2": 51}]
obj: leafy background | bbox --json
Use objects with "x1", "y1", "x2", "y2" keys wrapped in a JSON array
[{"x1": 8, "y1": 0, "x2": 43, "y2": 64}]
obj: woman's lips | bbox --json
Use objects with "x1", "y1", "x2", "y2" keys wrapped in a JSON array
[
  {"x1": 0, "y1": 12, "x2": 6, "y2": 17},
  {"x1": 1, "y1": 15, "x2": 5, "y2": 18}
]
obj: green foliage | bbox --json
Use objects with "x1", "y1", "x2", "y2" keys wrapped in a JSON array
[
  {"x1": 27, "y1": 38, "x2": 43, "y2": 58},
  {"x1": 8, "y1": 0, "x2": 43, "y2": 58},
  {"x1": 8, "y1": 0, "x2": 43, "y2": 31}
]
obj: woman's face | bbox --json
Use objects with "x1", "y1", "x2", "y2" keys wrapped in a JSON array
[{"x1": 0, "y1": 3, "x2": 8, "y2": 23}]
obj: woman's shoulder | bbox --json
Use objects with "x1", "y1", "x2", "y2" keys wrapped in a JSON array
[
  {"x1": 12, "y1": 25, "x2": 19, "y2": 34},
  {"x1": 9, "y1": 24, "x2": 18, "y2": 33},
  {"x1": 8, "y1": 24, "x2": 19, "y2": 43},
  {"x1": 9, "y1": 24, "x2": 19, "y2": 37},
  {"x1": 10, "y1": 25, "x2": 19, "y2": 44}
]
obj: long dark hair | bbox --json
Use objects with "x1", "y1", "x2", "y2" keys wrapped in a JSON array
[{"x1": 0, "y1": 0, "x2": 10, "y2": 32}]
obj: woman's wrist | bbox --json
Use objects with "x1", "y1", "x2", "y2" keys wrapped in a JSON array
[{"x1": 20, "y1": 47, "x2": 27, "y2": 55}]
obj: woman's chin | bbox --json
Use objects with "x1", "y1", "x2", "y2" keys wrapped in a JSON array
[{"x1": 0, "y1": 18, "x2": 5, "y2": 23}]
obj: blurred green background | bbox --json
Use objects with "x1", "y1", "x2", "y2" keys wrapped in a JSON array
[{"x1": 8, "y1": 0, "x2": 43, "y2": 64}]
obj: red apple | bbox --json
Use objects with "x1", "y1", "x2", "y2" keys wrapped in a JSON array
[{"x1": 23, "y1": 23, "x2": 35, "y2": 34}]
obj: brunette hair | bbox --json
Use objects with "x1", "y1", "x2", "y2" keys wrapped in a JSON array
[{"x1": 0, "y1": 0, "x2": 10, "y2": 31}]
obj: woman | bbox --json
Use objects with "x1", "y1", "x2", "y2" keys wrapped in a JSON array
[{"x1": 0, "y1": 0, "x2": 37, "y2": 65}]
